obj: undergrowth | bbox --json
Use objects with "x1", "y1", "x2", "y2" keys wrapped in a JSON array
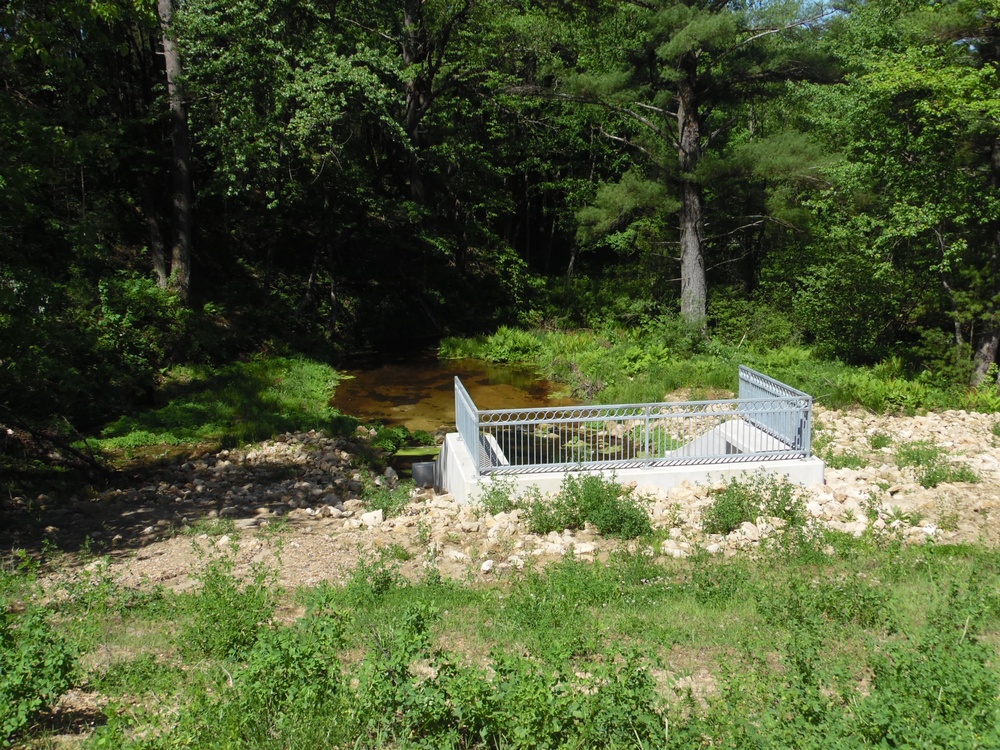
[
  {"x1": 894, "y1": 440, "x2": 980, "y2": 488},
  {"x1": 701, "y1": 472, "x2": 807, "y2": 536},
  {"x1": 7, "y1": 534, "x2": 1000, "y2": 748},
  {"x1": 475, "y1": 473, "x2": 652, "y2": 539},
  {"x1": 88, "y1": 356, "x2": 354, "y2": 452},
  {"x1": 442, "y1": 321, "x2": 1000, "y2": 413}
]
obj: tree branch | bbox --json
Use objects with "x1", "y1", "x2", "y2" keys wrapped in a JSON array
[{"x1": 713, "y1": 11, "x2": 835, "y2": 67}]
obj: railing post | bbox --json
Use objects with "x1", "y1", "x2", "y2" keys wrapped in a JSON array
[{"x1": 644, "y1": 405, "x2": 651, "y2": 467}]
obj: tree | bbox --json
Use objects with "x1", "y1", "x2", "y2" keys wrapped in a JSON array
[
  {"x1": 564, "y1": 0, "x2": 833, "y2": 329},
  {"x1": 793, "y1": 0, "x2": 1000, "y2": 378},
  {"x1": 156, "y1": 0, "x2": 193, "y2": 302}
]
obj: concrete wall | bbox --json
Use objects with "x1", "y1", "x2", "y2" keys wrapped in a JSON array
[{"x1": 435, "y1": 432, "x2": 825, "y2": 505}]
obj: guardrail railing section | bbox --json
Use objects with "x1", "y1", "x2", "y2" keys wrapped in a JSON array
[{"x1": 456, "y1": 368, "x2": 814, "y2": 476}]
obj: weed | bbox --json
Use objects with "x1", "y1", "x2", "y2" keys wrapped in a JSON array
[
  {"x1": 868, "y1": 431, "x2": 893, "y2": 450},
  {"x1": 177, "y1": 556, "x2": 277, "y2": 660},
  {"x1": 690, "y1": 556, "x2": 753, "y2": 608},
  {"x1": 895, "y1": 440, "x2": 980, "y2": 488},
  {"x1": 895, "y1": 440, "x2": 944, "y2": 468},
  {"x1": 475, "y1": 477, "x2": 518, "y2": 516},
  {"x1": 345, "y1": 549, "x2": 403, "y2": 605},
  {"x1": 182, "y1": 516, "x2": 236, "y2": 537},
  {"x1": 824, "y1": 451, "x2": 868, "y2": 470},
  {"x1": 257, "y1": 515, "x2": 290, "y2": 542},
  {"x1": 416, "y1": 520, "x2": 432, "y2": 546},
  {"x1": 385, "y1": 543, "x2": 413, "y2": 562},
  {"x1": 1, "y1": 596, "x2": 77, "y2": 744},
  {"x1": 702, "y1": 472, "x2": 806, "y2": 535},
  {"x1": 862, "y1": 492, "x2": 882, "y2": 522},
  {"x1": 93, "y1": 654, "x2": 182, "y2": 698},
  {"x1": 522, "y1": 473, "x2": 652, "y2": 539},
  {"x1": 887, "y1": 506, "x2": 923, "y2": 527},
  {"x1": 814, "y1": 432, "x2": 868, "y2": 469},
  {"x1": 937, "y1": 498, "x2": 961, "y2": 533},
  {"x1": 362, "y1": 476, "x2": 412, "y2": 518}
]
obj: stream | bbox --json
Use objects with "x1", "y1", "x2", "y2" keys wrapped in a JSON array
[{"x1": 330, "y1": 353, "x2": 578, "y2": 435}]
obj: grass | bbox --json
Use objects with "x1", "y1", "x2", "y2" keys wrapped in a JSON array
[
  {"x1": 441, "y1": 322, "x2": 1000, "y2": 413},
  {"x1": 7, "y1": 535, "x2": 1000, "y2": 748},
  {"x1": 894, "y1": 439, "x2": 981, "y2": 488},
  {"x1": 88, "y1": 356, "x2": 355, "y2": 454}
]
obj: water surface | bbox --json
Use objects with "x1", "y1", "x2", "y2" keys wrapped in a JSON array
[{"x1": 331, "y1": 355, "x2": 578, "y2": 434}]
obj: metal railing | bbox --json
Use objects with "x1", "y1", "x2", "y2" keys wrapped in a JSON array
[{"x1": 453, "y1": 367, "x2": 813, "y2": 476}]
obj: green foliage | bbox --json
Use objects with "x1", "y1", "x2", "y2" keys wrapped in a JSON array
[
  {"x1": 344, "y1": 549, "x2": 404, "y2": 606},
  {"x1": 443, "y1": 320, "x2": 1000, "y2": 414},
  {"x1": 1, "y1": 571, "x2": 77, "y2": 745},
  {"x1": 523, "y1": 473, "x2": 652, "y2": 539},
  {"x1": 368, "y1": 424, "x2": 413, "y2": 452},
  {"x1": 702, "y1": 472, "x2": 806, "y2": 536},
  {"x1": 853, "y1": 580, "x2": 1000, "y2": 747},
  {"x1": 813, "y1": 431, "x2": 868, "y2": 469},
  {"x1": 480, "y1": 325, "x2": 543, "y2": 363},
  {"x1": 794, "y1": 252, "x2": 906, "y2": 365},
  {"x1": 757, "y1": 573, "x2": 893, "y2": 630},
  {"x1": 710, "y1": 296, "x2": 802, "y2": 350},
  {"x1": 178, "y1": 557, "x2": 277, "y2": 661},
  {"x1": 92, "y1": 654, "x2": 182, "y2": 699},
  {"x1": 895, "y1": 440, "x2": 980, "y2": 488},
  {"x1": 19, "y1": 531, "x2": 1000, "y2": 749},
  {"x1": 93, "y1": 356, "x2": 349, "y2": 451},
  {"x1": 475, "y1": 477, "x2": 519, "y2": 515},
  {"x1": 220, "y1": 611, "x2": 347, "y2": 744},
  {"x1": 868, "y1": 431, "x2": 892, "y2": 450},
  {"x1": 690, "y1": 555, "x2": 753, "y2": 608},
  {"x1": 361, "y1": 477, "x2": 413, "y2": 518}
]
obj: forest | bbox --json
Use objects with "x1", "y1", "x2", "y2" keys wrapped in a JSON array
[
  {"x1": 6, "y1": 3, "x2": 1000, "y2": 747},
  {"x1": 3, "y1": 0, "x2": 1000, "y2": 436}
]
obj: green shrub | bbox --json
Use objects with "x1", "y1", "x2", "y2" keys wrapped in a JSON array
[
  {"x1": 224, "y1": 612, "x2": 347, "y2": 742},
  {"x1": 690, "y1": 556, "x2": 753, "y2": 607},
  {"x1": 475, "y1": 477, "x2": 518, "y2": 515},
  {"x1": 482, "y1": 325, "x2": 542, "y2": 363},
  {"x1": 178, "y1": 557, "x2": 276, "y2": 661},
  {"x1": 868, "y1": 431, "x2": 892, "y2": 450},
  {"x1": 757, "y1": 574, "x2": 892, "y2": 629},
  {"x1": 344, "y1": 550, "x2": 403, "y2": 606},
  {"x1": 362, "y1": 477, "x2": 412, "y2": 518},
  {"x1": 853, "y1": 582, "x2": 1000, "y2": 747},
  {"x1": 702, "y1": 472, "x2": 806, "y2": 535},
  {"x1": 93, "y1": 654, "x2": 182, "y2": 698},
  {"x1": 523, "y1": 474, "x2": 652, "y2": 539},
  {"x1": 1, "y1": 602, "x2": 76, "y2": 744}
]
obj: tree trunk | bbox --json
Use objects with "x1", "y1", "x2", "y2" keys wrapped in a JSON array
[
  {"x1": 971, "y1": 322, "x2": 1000, "y2": 387},
  {"x1": 403, "y1": 0, "x2": 431, "y2": 203},
  {"x1": 972, "y1": 138, "x2": 1000, "y2": 386},
  {"x1": 141, "y1": 183, "x2": 169, "y2": 288},
  {"x1": 676, "y1": 62, "x2": 707, "y2": 331},
  {"x1": 157, "y1": 0, "x2": 193, "y2": 304}
]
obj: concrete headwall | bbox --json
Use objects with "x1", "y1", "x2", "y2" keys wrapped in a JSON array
[{"x1": 435, "y1": 432, "x2": 825, "y2": 505}]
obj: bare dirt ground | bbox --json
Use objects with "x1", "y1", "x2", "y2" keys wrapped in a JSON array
[{"x1": 4, "y1": 404, "x2": 999, "y2": 595}]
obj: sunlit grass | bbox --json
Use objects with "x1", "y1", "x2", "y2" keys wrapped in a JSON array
[{"x1": 87, "y1": 356, "x2": 355, "y2": 453}]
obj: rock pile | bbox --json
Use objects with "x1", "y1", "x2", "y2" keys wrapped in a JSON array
[{"x1": 21, "y1": 407, "x2": 1000, "y2": 590}]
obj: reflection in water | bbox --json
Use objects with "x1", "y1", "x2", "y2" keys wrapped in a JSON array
[{"x1": 330, "y1": 356, "x2": 578, "y2": 434}]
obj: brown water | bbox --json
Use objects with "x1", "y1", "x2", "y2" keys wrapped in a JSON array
[{"x1": 330, "y1": 355, "x2": 578, "y2": 433}]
